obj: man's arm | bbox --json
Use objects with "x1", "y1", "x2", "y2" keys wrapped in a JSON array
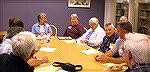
[{"x1": 94, "y1": 50, "x2": 129, "y2": 64}]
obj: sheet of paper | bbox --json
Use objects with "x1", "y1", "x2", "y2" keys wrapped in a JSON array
[
  {"x1": 39, "y1": 48, "x2": 56, "y2": 52},
  {"x1": 56, "y1": 70, "x2": 68, "y2": 72},
  {"x1": 81, "y1": 49, "x2": 99, "y2": 55},
  {"x1": 63, "y1": 40, "x2": 76, "y2": 43},
  {"x1": 34, "y1": 65, "x2": 58, "y2": 72},
  {"x1": 58, "y1": 37, "x2": 72, "y2": 40}
]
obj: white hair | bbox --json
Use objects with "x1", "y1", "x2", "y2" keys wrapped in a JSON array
[
  {"x1": 124, "y1": 33, "x2": 150, "y2": 63},
  {"x1": 71, "y1": 13, "x2": 79, "y2": 19},
  {"x1": 39, "y1": 12, "x2": 47, "y2": 17},
  {"x1": 89, "y1": 17, "x2": 99, "y2": 25},
  {"x1": 12, "y1": 31, "x2": 36, "y2": 59}
]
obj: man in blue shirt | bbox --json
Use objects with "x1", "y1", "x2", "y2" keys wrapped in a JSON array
[
  {"x1": 32, "y1": 13, "x2": 52, "y2": 35},
  {"x1": 98, "y1": 23, "x2": 119, "y2": 53}
]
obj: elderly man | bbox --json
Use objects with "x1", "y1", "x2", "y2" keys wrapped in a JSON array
[
  {"x1": 32, "y1": 12, "x2": 52, "y2": 35},
  {"x1": 76, "y1": 17, "x2": 105, "y2": 49},
  {"x1": 123, "y1": 33, "x2": 150, "y2": 71},
  {"x1": 119, "y1": 16, "x2": 128, "y2": 23},
  {"x1": 0, "y1": 31, "x2": 36, "y2": 71},
  {"x1": 94, "y1": 22, "x2": 133, "y2": 63},
  {"x1": 64, "y1": 13, "x2": 86, "y2": 39},
  {"x1": 98, "y1": 23, "x2": 119, "y2": 55}
]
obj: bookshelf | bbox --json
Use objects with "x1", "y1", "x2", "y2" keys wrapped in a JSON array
[
  {"x1": 138, "y1": 3, "x2": 150, "y2": 35},
  {"x1": 116, "y1": 1, "x2": 128, "y2": 26}
]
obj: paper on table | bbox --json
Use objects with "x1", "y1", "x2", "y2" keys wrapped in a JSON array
[
  {"x1": 56, "y1": 70, "x2": 68, "y2": 72},
  {"x1": 39, "y1": 48, "x2": 56, "y2": 52},
  {"x1": 34, "y1": 65, "x2": 58, "y2": 72},
  {"x1": 63, "y1": 40, "x2": 76, "y2": 43},
  {"x1": 58, "y1": 37, "x2": 72, "y2": 40},
  {"x1": 81, "y1": 49, "x2": 99, "y2": 55}
]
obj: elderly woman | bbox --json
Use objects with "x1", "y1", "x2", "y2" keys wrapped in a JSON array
[
  {"x1": 32, "y1": 12, "x2": 53, "y2": 35},
  {"x1": 63, "y1": 13, "x2": 86, "y2": 39},
  {"x1": 0, "y1": 31, "x2": 36, "y2": 71},
  {"x1": 76, "y1": 17, "x2": 106, "y2": 49}
]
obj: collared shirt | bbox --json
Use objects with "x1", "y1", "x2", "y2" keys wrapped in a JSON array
[
  {"x1": 111, "y1": 39, "x2": 125, "y2": 54},
  {"x1": 0, "y1": 53, "x2": 34, "y2": 72},
  {"x1": 77, "y1": 24, "x2": 106, "y2": 49},
  {"x1": 0, "y1": 39, "x2": 12, "y2": 54},
  {"x1": 32, "y1": 23, "x2": 53, "y2": 35},
  {"x1": 63, "y1": 24, "x2": 86, "y2": 39},
  {"x1": 98, "y1": 33, "x2": 119, "y2": 53}
]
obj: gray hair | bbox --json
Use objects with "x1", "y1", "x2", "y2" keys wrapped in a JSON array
[
  {"x1": 104, "y1": 23, "x2": 115, "y2": 29},
  {"x1": 124, "y1": 33, "x2": 150, "y2": 63},
  {"x1": 37, "y1": 12, "x2": 47, "y2": 22},
  {"x1": 12, "y1": 31, "x2": 36, "y2": 59},
  {"x1": 89, "y1": 17, "x2": 99, "y2": 25},
  {"x1": 71, "y1": 13, "x2": 79, "y2": 19}
]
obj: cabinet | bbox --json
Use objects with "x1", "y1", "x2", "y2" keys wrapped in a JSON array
[
  {"x1": 138, "y1": 3, "x2": 150, "y2": 35},
  {"x1": 116, "y1": 2, "x2": 128, "y2": 26}
]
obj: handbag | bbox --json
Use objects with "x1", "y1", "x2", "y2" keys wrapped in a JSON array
[{"x1": 52, "y1": 62, "x2": 82, "y2": 72}]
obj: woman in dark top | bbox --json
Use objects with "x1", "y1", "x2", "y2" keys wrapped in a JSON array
[{"x1": 64, "y1": 13, "x2": 86, "y2": 39}]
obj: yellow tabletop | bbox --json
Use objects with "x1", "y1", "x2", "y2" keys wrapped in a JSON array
[{"x1": 35, "y1": 36, "x2": 124, "y2": 72}]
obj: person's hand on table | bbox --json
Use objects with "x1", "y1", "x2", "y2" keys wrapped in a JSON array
[
  {"x1": 80, "y1": 39, "x2": 88, "y2": 44},
  {"x1": 94, "y1": 54, "x2": 110, "y2": 61},
  {"x1": 41, "y1": 56, "x2": 49, "y2": 63}
]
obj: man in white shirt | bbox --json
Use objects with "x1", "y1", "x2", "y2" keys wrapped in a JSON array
[{"x1": 76, "y1": 17, "x2": 106, "y2": 49}]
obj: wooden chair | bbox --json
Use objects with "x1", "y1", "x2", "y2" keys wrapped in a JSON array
[{"x1": 0, "y1": 31, "x2": 7, "y2": 43}]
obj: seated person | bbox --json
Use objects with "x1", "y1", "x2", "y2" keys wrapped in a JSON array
[
  {"x1": 76, "y1": 17, "x2": 106, "y2": 49},
  {"x1": 0, "y1": 31, "x2": 37, "y2": 71},
  {"x1": 8, "y1": 17, "x2": 24, "y2": 28},
  {"x1": 94, "y1": 22, "x2": 133, "y2": 64},
  {"x1": 63, "y1": 13, "x2": 86, "y2": 39},
  {"x1": 32, "y1": 12, "x2": 53, "y2": 36},
  {"x1": 98, "y1": 23, "x2": 119, "y2": 54},
  {"x1": 0, "y1": 26, "x2": 24, "y2": 54},
  {"x1": 0, "y1": 27, "x2": 48, "y2": 67},
  {"x1": 123, "y1": 33, "x2": 150, "y2": 72},
  {"x1": 119, "y1": 16, "x2": 128, "y2": 23}
]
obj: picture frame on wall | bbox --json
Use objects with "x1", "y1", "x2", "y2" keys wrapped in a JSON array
[{"x1": 68, "y1": 0, "x2": 91, "y2": 8}]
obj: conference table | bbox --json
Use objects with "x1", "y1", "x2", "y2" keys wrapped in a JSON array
[{"x1": 35, "y1": 36, "x2": 124, "y2": 72}]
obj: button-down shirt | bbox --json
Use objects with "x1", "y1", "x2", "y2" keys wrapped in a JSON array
[
  {"x1": 0, "y1": 39, "x2": 12, "y2": 54},
  {"x1": 77, "y1": 24, "x2": 106, "y2": 49},
  {"x1": 32, "y1": 23, "x2": 53, "y2": 35}
]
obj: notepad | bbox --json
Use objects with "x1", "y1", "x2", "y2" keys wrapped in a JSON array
[
  {"x1": 39, "y1": 48, "x2": 56, "y2": 52},
  {"x1": 81, "y1": 49, "x2": 99, "y2": 55},
  {"x1": 34, "y1": 65, "x2": 58, "y2": 72}
]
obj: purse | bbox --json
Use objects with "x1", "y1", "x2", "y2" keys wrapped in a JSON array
[{"x1": 52, "y1": 62, "x2": 82, "y2": 72}]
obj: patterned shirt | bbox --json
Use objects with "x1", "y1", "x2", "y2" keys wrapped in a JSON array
[{"x1": 98, "y1": 33, "x2": 119, "y2": 53}]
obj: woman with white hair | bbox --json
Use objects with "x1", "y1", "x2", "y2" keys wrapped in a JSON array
[
  {"x1": 0, "y1": 31, "x2": 37, "y2": 72},
  {"x1": 76, "y1": 17, "x2": 106, "y2": 49},
  {"x1": 63, "y1": 13, "x2": 86, "y2": 39}
]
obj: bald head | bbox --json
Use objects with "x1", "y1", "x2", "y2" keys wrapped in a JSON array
[{"x1": 119, "y1": 16, "x2": 128, "y2": 23}]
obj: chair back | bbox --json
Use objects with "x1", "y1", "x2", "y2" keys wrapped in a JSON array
[
  {"x1": 50, "y1": 25, "x2": 58, "y2": 36},
  {"x1": 0, "y1": 31, "x2": 7, "y2": 43}
]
